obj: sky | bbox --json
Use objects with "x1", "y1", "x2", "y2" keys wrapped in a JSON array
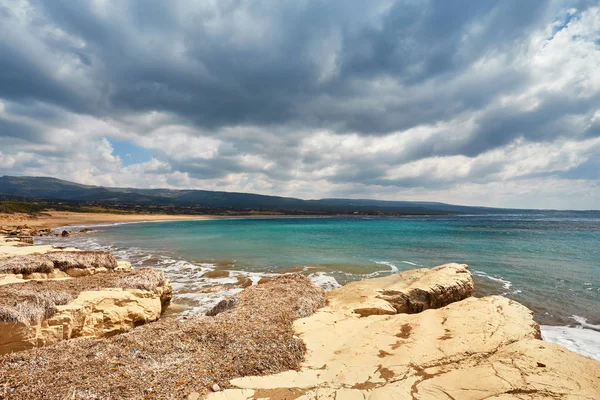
[{"x1": 0, "y1": 0, "x2": 599, "y2": 210}]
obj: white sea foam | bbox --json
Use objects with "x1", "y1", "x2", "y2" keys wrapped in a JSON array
[
  {"x1": 471, "y1": 270, "x2": 513, "y2": 292},
  {"x1": 308, "y1": 272, "x2": 341, "y2": 291},
  {"x1": 541, "y1": 325, "x2": 600, "y2": 361},
  {"x1": 400, "y1": 260, "x2": 423, "y2": 266},
  {"x1": 153, "y1": 256, "x2": 294, "y2": 316},
  {"x1": 372, "y1": 260, "x2": 423, "y2": 273},
  {"x1": 571, "y1": 315, "x2": 600, "y2": 332},
  {"x1": 38, "y1": 232, "x2": 310, "y2": 316},
  {"x1": 374, "y1": 261, "x2": 399, "y2": 272},
  {"x1": 51, "y1": 221, "x2": 143, "y2": 231},
  {"x1": 177, "y1": 287, "x2": 245, "y2": 318},
  {"x1": 52, "y1": 219, "x2": 204, "y2": 231}
]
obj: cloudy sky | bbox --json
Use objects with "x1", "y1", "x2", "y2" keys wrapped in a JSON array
[{"x1": 1, "y1": 0, "x2": 599, "y2": 209}]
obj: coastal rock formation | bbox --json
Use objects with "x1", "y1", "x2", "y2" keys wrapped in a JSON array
[
  {"x1": 0, "y1": 261, "x2": 599, "y2": 399},
  {"x1": 336, "y1": 263, "x2": 474, "y2": 316},
  {"x1": 0, "y1": 239, "x2": 171, "y2": 354},
  {"x1": 0, "y1": 270, "x2": 172, "y2": 354},
  {"x1": 0, "y1": 251, "x2": 118, "y2": 274},
  {"x1": 0, "y1": 251, "x2": 125, "y2": 283},
  {"x1": 0, "y1": 225, "x2": 56, "y2": 239},
  {"x1": 207, "y1": 264, "x2": 600, "y2": 400},
  {"x1": 0, "y1": 274, "x2": 325, "y2": 399}
]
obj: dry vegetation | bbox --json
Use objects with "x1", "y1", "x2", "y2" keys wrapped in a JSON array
[
  {"x1": 0, "y1": 254, "x2": 54, "y2": 275},
  {"x1": 45, "y1": 251, "x2": 118, "y2": 270},
  {"x1": 0, "y1": 274, "x2": 326, "y2": 399},
  {"x1": 0, "y1": 268, "x2": 167, "y2": 324},
  {"x1": 0, "y1": 288, "x2": 72, "y2": 323},
  {"x1": 118, "y1": 268, "x2": 166, "y2": 291},
  {"x1": 0, "y1": 251, "x2": 117, "y2": 275}
]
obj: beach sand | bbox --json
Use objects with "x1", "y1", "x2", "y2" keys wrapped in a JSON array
[{"x1": 0, "y1": 211, "x2": 215, "y2": 229}]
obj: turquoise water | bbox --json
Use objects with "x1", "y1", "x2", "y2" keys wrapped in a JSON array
[{"x1": 45, "y1": 213, "x2": 600, "y2": 328}]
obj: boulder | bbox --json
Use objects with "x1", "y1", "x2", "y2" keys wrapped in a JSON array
[
  {"x1": 330, "y1": 263, "x2": 474, "y2": 317},
  {"x1": 64, "y1": 267, "x2": 95, "y2": 277},
  {"x1": 115, "y1": 260, "x2": 133, "y2": 272}
]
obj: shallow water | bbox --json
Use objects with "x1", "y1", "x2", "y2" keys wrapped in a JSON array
[{"x1": 39, "y1": 213, "x2": 600, "y2": 359}]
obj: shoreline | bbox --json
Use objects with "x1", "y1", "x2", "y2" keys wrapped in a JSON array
[
  {"x1": 5, "y1": 212, "x2": 600, "y2": 364},
  {"x1": 0, "y1": 211, "x2": 217, "y2": 229},
  {"x1": 3, "y1": 255, "x2": 599, "y2": 398},
  {"x1": 36, "y1": 225, "x2": 600, "y2": 363},
  {"x1": 0, "y1": 211, "x2": 339, "y2": 230}
]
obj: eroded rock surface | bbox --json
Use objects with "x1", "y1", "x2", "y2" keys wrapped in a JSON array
[
  {"x1": 0, "y1": 237, "x2": 170, "y2": 354},
  {"x1": 334, "y1": 263, "x2": 474, "y2": 316},
  {"x1": 0, "y1": 279, "x2": 172, "y2": 354},
  {"x1": 208, "y1": 264, "x2": 600, "y2": 400}
]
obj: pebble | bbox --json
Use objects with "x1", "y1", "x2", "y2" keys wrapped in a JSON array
[
  {"x1": 187, "y1": 392, "x2": 200, "y2": 400},
  {"x1": 211, "y1": 383, "x2": 221, "y2": 392}
]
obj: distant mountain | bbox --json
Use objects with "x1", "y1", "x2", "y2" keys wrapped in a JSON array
[{"x1": 0, "y1": 175, "x2": 523, "y2": 215}]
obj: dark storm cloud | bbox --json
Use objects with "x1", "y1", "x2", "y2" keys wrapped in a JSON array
[
  {"x1": 0, "y1": 118, "x2": 44, "y2": 143},
  {"x1": 0, "y1": 42, "x2": 87, "y2": 114},
  {"x1": 1, "y1": 0, "x2": 568, "y2": 137}
]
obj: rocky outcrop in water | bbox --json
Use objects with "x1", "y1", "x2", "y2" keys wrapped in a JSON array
[{"x1": 337, "y1": 263, "x2": 474, "y2": 316}]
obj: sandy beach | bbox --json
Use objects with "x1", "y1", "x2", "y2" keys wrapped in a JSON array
[{"x1": 0, "y1": 211, "x2": 216, "y2": 229}]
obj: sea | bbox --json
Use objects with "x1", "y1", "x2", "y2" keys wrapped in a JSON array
[{"x1": 38, "y1": 213, "x2": 600, "y2": 361}]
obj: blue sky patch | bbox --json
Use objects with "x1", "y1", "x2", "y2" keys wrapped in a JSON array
[{"x1": 108, "y1": 138, "x2": 152, "y2": 166}]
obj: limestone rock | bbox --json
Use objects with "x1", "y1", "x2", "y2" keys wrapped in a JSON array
[
  {"x1": 16, "y1": 236, "x2": 34, "y2": 244},
  {"x1": 115, "y1": 260, "x2": 132, "y2": 272},
  {"x1": 0, "y1": 273, "x2": 25, "y2": 286},
  {"x1": 64, "y1": 267, "x2": 95, "y2": 277},
  {"x1": 0, "y1": 243, "x2": 79, "y2": 259},
  {"x1": 332, "y1": 263, "x2": 474, "y2": 317},
  {"x1": 0, "y1": 280, "x2": 173, "y2": 354},
  {"x1": 0, "y1": 250, "x2": 118, "y2": 275},
  {"x1": 207, "y1": 264, "x2": 600, "y2": 400}
]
